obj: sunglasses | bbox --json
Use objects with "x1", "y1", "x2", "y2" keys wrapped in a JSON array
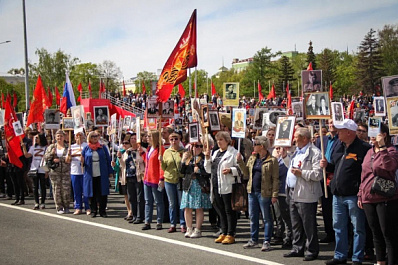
[
  {"x1": 193, "y1": 144, "x2": 203, "y2": 148},
  {"x1": 91, "y1": 135, "x2": 99, "y2": 138},
  {"x1": 254, "y1": 143, "x2": 262, "y2": 146}
]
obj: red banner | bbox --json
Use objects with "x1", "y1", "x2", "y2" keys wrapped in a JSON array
[
  {"x1": 4, "y1": 98, "x2": 23, "y2": 168},
  {"x1": 26, "y1": 75, "x2": 48, "y2": 127},
  {"x1": 156, "y1": 9, "x2": 197, "y2": 102},
  {"x1": 258, "y1": 81, "x2": 264, "y2": 100}
]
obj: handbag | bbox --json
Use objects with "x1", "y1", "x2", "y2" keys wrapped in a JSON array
[
  {"x1": 39, "y1": 156, "x2": 50, "y2": 173},
  {"x1": 27, "y1": 169, "x2": 38, "y2": 178},
  {"x1": 231, "y1": 176, "x2": 248, "y2": 212},
  {"x1": 370, "y1": 153, "x2": 397, "y2": 198}
]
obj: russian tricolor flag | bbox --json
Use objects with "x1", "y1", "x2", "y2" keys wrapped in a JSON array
[{"x1": 60, "y1": 71, "x2": 76, "y2": 114}]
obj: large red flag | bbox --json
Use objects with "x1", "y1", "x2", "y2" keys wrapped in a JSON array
[
  {"x1": 211, "y1": 82, "x2": 216, "y2": 96},
  {"x1": 307, "y1": 62, "x2": 313, "y2": 70},
  {"x1": 178, "y1": 84, "x2": 185, "y2": 98},
  {"x1": 13, "y1": 92, "x2": 17, "y2": 108},
  {"x1": 258, "y1": 81, "x2": 264, "y2": 100},
  {"x1": 142, "y1": 82, "x2": 146, "y2": 94},
  {"x1": 99, "y1": 81, "x2": 106, "y2": 99},
  {"x1": 329, "y1": 82, "x2": 333, "y2": 100},
  {"x1": 286, "y1": 83, "x2": 292, "y2": 110},
  {"x1": 267, "y1": 84, "x2": 276, "y2": 100},
  {"x1": 4, "y1": 98, "x2": 23, "y2": 168},
  {"x1": 77, "y1": 82, "x2": 83, "y2": 103},
  {"x1": 88, "y1": 82, "x2": 92, "y2": 99},
  {"x1": 122, "y1": 80, "x2": 126, "y2": 97},
  {"x1": 48, "y1": 87, "x2": 53, "y2": 107},
  {"x1": 6, "y1": 93, "x2": 11, "y2": 106},
  {"x1": 26, "y1": 75, "x2": 48, "y2": 127},
  {"x1": 156, "y1": 9, "x2": 197, "y2": 102},
  {"x1": 55, "y1": 86, "x2": 61, "y2": 105}
]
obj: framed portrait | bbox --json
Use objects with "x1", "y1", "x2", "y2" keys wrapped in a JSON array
[
  {"x1": 331, "y1": 102, "x2": 344, "y2": 125},
  {"x1": 368, "y1": 116, "x2": 382, "y2": 138},
  {"x1": 304, "y1": 92, "x2": 331, "y2": 119},
  {"x1": 16, "y1": 112, "x2": 24, "y2": 127},
  {"x1": 263, "y1": 110, "x2": 287, "y2": 130},
  {"x1": 387, "y1": 97, "x2": 398, "y2": 135},
  {"x1": 85, "y1": 119, "x2": 94, "y2": 130},
  {"x1": 353, "y1": 108, "x2": 366, "y2": 123},
  {"x1": 208, "y1": 110, "x2": 220, "y2": 131},
  {"x1": 109, "y1": 114, "x2": 117, "y2": 134},
  {"x1": 291, "y1": 97, "x2": 301, "y2": 103},
  {"x1": 291, "y1": 102, "x2": 303, "y2": 121},
  {"x1": 62, "y1": 117, "x2": 74, "y2": 131},
  {"x1": 44, "y1": 109, "x2": 60, "y2": 129},
  {"x1": 12, "y1": 121, "x2": 24, "y2": 136},
  {"x1": 253, "y1": 108, "x2": 267, "y2": 130},
  {"x1": 223, "y1": 82, "x2": 239, "y2": 107},
  {"x1": 218, "y1": 112, "x2": 231, "y2": 130},
  {"x1": 188, "y1": 122, "x2": 200, "y2": 144},
  {"x1": 123, "y1": 115, "x2": 132, "y2": 130},
  {"x1": 148, "y1": 118, "x2": 157, "y2": 130},
  {"x1": 85, "y1": 112, "x2": 92, "y2": 121},
  {"x1": 117, "y1": 117, "x2": 123, "y2": 141},
  {"x1": 275, "y1": 116, "x2": 295, "y2": 147},
  {"x1": 301, "y1": 70, "x2": 322, "y2": 93},
  {"x1": 201, "y1": 105, "x2": 209, "y2": 127},
  {"x1": 373, "y1": 96, "x2": 386, "y2": 117},
  {"x1": 161, "y1": 100, "x2": 174, "y2": 118},
  {"x1": 71, "y1": 105, "x2": 85, "y2": 133},
  {"x1": 93, "y1": 106, "x2": 109, "y2": 126},
  {"x1": 147, "y1": 98, "x2": 160, "y2": 118},
  {"x1": 382, "y1": 75, "x2": 398, "y2": 98},
  {"x1": 135, "y1": 117, "x2": 141, "y2": 142},
  {"x1": 231, "y1": 108, "x2": 246, "y2": 138}
]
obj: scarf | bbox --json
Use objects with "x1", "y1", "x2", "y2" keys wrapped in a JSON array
[{"x1": 89, "y1": 142, "x2": 102, "y2": 151}]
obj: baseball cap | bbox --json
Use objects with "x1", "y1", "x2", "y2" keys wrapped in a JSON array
[{"x1": 334, "y1": 119, "x2": 358, "y2": 132}]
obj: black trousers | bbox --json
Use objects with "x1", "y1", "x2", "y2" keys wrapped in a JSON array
[
  {"x1": 90, "y1": 177, "x2": 107, "y2": 214},
  {"x1": 321, "y1": 184, "x2": 334, "y2": 238},
  {"x1": 212, "y1": 188, "x2": 236, "y2": 236},
  {"x1": 10, "y1": 167, "x2": 25, "y2": 201},
  {"x1": 32, "y1": 173, "x2": 46, "y2": 204},
  {"x1": 363, "y1": 200, "x2": 398, "y2": 264},
  {"x1": 126, "y1": 178, "x2": 145, "y2": 220}
]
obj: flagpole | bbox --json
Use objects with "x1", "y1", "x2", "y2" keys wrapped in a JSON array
[
  {"x1": 206, "y1": 75, "x2": 209, "y2": 97},
  {"x1": 195, "y1": 67, "x2": 197, "y2": 98},
  {"x1": 189, "y1": 69, "x2": 192, "y2": 97}
]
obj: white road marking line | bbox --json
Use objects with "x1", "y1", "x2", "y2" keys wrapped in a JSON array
[{"x1": 0, "y1": 202, "x2": 283, "y2": 265}]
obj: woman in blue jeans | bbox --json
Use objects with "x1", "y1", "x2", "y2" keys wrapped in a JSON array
[{"x1": 240, "y1": 136, "x2": 279, "y2": 251}]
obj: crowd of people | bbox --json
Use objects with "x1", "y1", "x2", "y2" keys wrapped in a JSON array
[{"x1": 1, "y1": 91, "x2": 398, "y2": 265}]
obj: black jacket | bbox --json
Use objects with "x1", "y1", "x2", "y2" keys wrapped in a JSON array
[
  {"x1": 327, "y1": 137, "x2": 371, "y2": 196},
  {"x1": 180, "y1": 154, "x2": 210, "y2": 192}
]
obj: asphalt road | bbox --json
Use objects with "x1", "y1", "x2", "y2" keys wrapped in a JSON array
[{"x1": 0, "y1": 192, "x2": 372, "y2": 265}]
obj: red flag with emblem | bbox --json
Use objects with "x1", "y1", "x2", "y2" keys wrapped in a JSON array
[
  {"x1": 258, "y1": 81, "x2": 264, "y2": 100},
  {"x1": 178, "y1": 84, "x2": 185, "y2": 98},
  {"x1": 4, "y1": 98, "x2": 23, "y2": 168},
  {"x1": 156, "y1": 9, "x2": 197, "y2": 102}
]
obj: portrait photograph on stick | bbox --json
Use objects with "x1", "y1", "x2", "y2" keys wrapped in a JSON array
[
  {"x1": 291, "y1": 102, "x2": 303, "y2": 121},
  {"x1": 123, "y1": 115, "x2": 132, "y2": 130},
  {"x1": 209, "y1": 110, "x2": 220, "y2": 131},
  {"x1": 62, "y1": 117, "x2": 74, "y2": 131},
  {"x1": 93, "y1": 106, "x2": 109, "y2": 126},
  {"x1": 368, "y1": 116, "x2": 381, "y2": 138},
  {"x1": 201, "y1": 105, "x2": 209, "y2": 127},
  {"x1": 275, "y1": 116, "x2": 295, "y2": 147},
  {"x1": 304, "y1": 92, "x2": 330, "y2": 119},
  {"x1": 301, "y1": 70, "x2": 322, "y2": 93},
  {"x1": 331, "y1": 102, "x2": 344, "y2": 125},
  {"x1": 71, "y1": 105, "x2": 85, "y2": 133},
  {"x1": 189, "y1": 122, "x2": 200, "y2": 143},
  {"x1": 373, "y1": 96, "x2": 386, "y2": 116},
  {"x1": 45, "y1": 109, "x2": 60, "y2": 129},
  {"x1": 387, "y1": 97, "x2": 398, "y2": 135},
  {"x1": 222, "y1": 82, "x2": 239, "y2": 106},
  {"x1": 353, "y1": 108, "x2": 365, "y2": 123},
  {"x1": 161, "y1": 100, "x2": 174, "y2": 118},
  {"x1": 382, "y1": 74, "x2": 398, "y2": 98},
  {"x1": 253, "y1": 108, "x2": 267, "y2": 130},
  {"x1": 231, "y1": 108, "x2": 246, "y2": 138},
  {"x1": 147, "y1": 98, "x2": 160, "y2": 117}
]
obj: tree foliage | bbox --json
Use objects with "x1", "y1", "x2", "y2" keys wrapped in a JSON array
[
  {"x1": 306, "y1": 41, "x2": 317, "y2": 70},
  {"x1": 378, "y1": 24, "x2": 398, "y2": 76},
  {"x1": 98, "y1": 60, "x2": 122, "y2": 92},
  {"x1": 317, "y1": 48, "x2": 337, "y2": 88},
  {"x1": 276, "y1": 56, "x2": 296, "y2": 96},
  {"x1": 134, "y1": 71, "x2": 157, "y2": 94}
]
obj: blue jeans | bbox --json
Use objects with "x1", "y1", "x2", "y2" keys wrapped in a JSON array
[
  {"x1": 333, "y1": 195, "x2": 366, "y2": 262},
  {"x1": 248, "y1": 192, "x2": 273, "y2": 243},
  {"x1": 71, "y1": 174, "x2": 89, "y2": 210},
  {"x1": 144, "y1": 184, "x2": 164, "y2": 224},
  {"x1": 164, "y1": 182, "x2": 185, "y2": 227}
]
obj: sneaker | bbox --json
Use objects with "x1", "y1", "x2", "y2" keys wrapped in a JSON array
[
  {"x1": 33, "y1": 204, "x2": 39, "y2": 210},
  {"x1": 73, "y1": 209, "x2": 82, "y2": 215},
  {"x1": 190, "y1": 228, "x2": 202, "y2": 238},
  {"x1": 180, "y1": 226, "x2": 187, "y2": 233},
  {"x1": 64, "y1": 208, "x2": 70, "y2": 214},
  {"x1": 156, "y1": 224, "x2": 162, "y2": 230},
  {"x1": 40, "y1": 204, "x2": 45, "y2": 209},
  {"x1": 168, "y1": 226, "x2": 177, "y2": 233},
  {"x1": 212, "y1": 228, "x2": 223, "y2": 237},
  {"x1": 243, "y1": 240, "x2": 260, "y2": 249},
  {"x1": 57, "y1": 209, "x2": 65, "y2": 214},
  {"x1": 261, "y1": 241, "x2": 271, "y2": 251},
  {"x1": 215, "y1": 234, "x2": 226, "y2": 243},
  {"x1": 221, "y1": 235, "x2": 235, "y2": 244},
  {"x1": 185, "y1": 227, "x2": 193, "y2": 238}
]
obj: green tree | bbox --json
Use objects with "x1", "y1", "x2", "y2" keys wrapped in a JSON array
[
  {"x1": 7, "y1": 68, "x2": 25, "y2": 75},
  {"x1": 378, "y1": 24, "x2": 398, "y2": 76},
  {"x1": 306, "y1": 41, "x2": 317, "y2": 70},
  {"x1": 334, "y1": 52, "x2": 357, "y2": 96},
  {"x1": 70, "y1": 62, "x2": 100, "y2": 98},
  {"x1": 317, "y1": 48, "x2": 337, "y2": 88},
  {"x1": 276, "y1": 56, "x2": 296, "y2": 96},
  {"x1": 98, "y1": 60, "x2": 122, "y2": 93},
  {"x1": 356, "y1": 28, "x2": 384, "y2": 94},
  {"x1": 134, "y1": 71, "x2": 158, "y2": 95}
]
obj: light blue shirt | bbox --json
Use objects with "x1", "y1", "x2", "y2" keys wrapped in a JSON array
[{"x1": 286, "y1": 143, "x2": 310, "y2": 188}]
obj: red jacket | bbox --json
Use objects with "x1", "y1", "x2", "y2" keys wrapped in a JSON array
[
  {"x1": 358, "y1": 146, "x2": 398, "y2": 204},
  {"x1": 143, "y1": 146, "x2": 165, "y2": 186}
]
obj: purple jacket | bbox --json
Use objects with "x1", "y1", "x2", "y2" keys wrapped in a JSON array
[{"x1": 358, "y1": 146, "x2": 398, "y2": 204}]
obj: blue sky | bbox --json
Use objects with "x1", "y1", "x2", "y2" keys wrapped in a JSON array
[{"x1": 0, "y1": 0, "x2": 397, "y2": 80}]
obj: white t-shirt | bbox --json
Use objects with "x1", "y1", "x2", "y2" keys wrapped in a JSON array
[
  {"x1": 70, "y1": 143, "x2": 88, "y2": 175},
  {"x1": 56, "y1": 148, "x2": 65, "y2": 158},
  {"x1": 92, "y1": 151, "x2": 101, "y2": 177},
  {"x1": 29, "y1": 146, "x2": 47, "y2": 174}
]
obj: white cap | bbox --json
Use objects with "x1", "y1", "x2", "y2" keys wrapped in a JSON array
[{"x1": 334, "y1": 119, "x2": 358, "y2": 132}]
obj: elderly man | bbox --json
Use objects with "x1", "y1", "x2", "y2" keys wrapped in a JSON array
[
  {"x1": 283, "y1": 128, "x2": 323, "y2": 261},
  {"x1": 321, "y1": 119, "x2": 371, "y2": 265}
]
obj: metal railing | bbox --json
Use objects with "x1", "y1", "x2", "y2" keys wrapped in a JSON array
[{"x1": 81, "y1": 91, "x2": 144, "y2": 119}]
